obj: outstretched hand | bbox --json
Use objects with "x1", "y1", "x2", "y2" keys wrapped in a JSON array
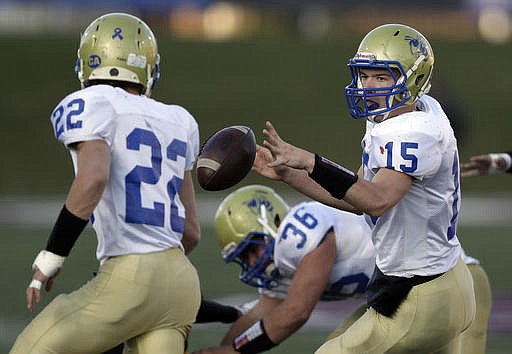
[
  {"x1": 461, "y1": 154, "x2": 508, "y2": 177},
  {"x1": 252, "y1": 144, "x2": 282, "y2": 180},
  {"x1": 261, "y1": 121, "x2": 315, "y2": 173}
]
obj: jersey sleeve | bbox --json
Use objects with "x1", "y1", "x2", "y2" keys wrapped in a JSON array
[
  {"x1": 274, "y1": 202, "x2": 335, "y2": 275},
  {"x1": 368, "y1": 118, "x2": 443, "y2": 179},
  {"x1": 50, "y1": 90, "x2": 115, "y2": 148}
]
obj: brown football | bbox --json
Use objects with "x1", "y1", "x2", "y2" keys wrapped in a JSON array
[{"x1": 196, "y1": 126, "x2": 256, "y2": 191}]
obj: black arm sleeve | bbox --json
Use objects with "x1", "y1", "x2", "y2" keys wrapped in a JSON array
[
  {"x1": 46, "y1": 205, "x2": 89, "y2": 256},
  {"x1": 506, "y1": 151, "x2": 512, "y2": 173},
  {"x1": 196, "y1": 298, "x2": 240, "y2": 323}
]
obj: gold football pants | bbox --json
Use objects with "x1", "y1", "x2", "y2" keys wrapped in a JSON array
[
  {"x1": 10, "y1": 248, "x2": 201, "y2": 354},
  {"x1": 315, "y1": 258, "x2": 476, "y2": 354},
  {"x1": 460, "y1": 263, "x2": 492, "y2": 354}
]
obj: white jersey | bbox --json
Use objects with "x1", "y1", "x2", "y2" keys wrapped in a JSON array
[
  {"x1": 50, "y1": 85, "x2": 200, "y2": 263},
  {"x1": 261, "y1": 201, "x2": 375, "y2": 301},
  {"x1": 361, "y1": 95, "x2": 461, "y2": 277}
]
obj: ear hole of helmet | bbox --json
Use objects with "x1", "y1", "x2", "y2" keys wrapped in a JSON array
[
  {"x1": 415, "y1": 74, "x2": 425, "y2": 86},
  {"x1": 274, "y1": 214, "x2": 281, "y2": 228}
]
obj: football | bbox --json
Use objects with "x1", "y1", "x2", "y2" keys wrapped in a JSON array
[{"x1": 196, "y1": 125, "x2": 256, "y2": 191}]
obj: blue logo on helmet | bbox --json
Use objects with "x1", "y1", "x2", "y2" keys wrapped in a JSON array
[
  {"x1": 405, "y1": 35, "x2": 428, "y2": 57},
  {"x1": 245, "y1": 196, "x2": 274, "y2": 217},
  {"x1": 88, "y1": 55, "x2": 101, "y2": 68}
]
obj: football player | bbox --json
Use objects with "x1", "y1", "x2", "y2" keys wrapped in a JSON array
[
  {"x1": 10, "y1": 13, "x2": 201, "y2": 354},
  {"x1": 192, "y1": 185, "x2": 376, "y2": 354},
  {"x1": 461, "y1": 151, "x2": 512, "y2": 177},
  {"x1": 253, "y1": 24, "x2": 476, "y2": 353}
]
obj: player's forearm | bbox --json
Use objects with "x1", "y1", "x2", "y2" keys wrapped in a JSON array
[
  {"x1": 181, "y1": 172, "x2": 201, "y2": 254},
  {"x1": 220, "y1": 310, "x2": 262, "y2": 344},
  {"x1": 262, "y1": 309, "x2": 309, "y2": 344},
  {"x1": 281, "y1": 169, "x2": 361, "y2": 214}
]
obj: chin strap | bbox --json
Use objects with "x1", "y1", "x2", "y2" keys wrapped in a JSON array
[{"x1": 257, "y1": 205, "x2": 277, "y2": 239}]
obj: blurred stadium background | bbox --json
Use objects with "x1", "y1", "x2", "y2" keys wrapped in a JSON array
[{"x1": 1, "y1": 0, "x2": 511, "y2": 352}]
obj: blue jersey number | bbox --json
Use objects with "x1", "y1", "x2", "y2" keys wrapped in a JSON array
[
  {"x1": 280, "y1": 207, "x2": 318, "y2": 249},
  {"x1": 125, "y1": 128, "x2": 187, "y2": 232},
  {"x1": 325, "y1": 273, "x2": 370, "y2": 298},
  {"x1": 384, "y1": 141, "x2": 418, "y2": 173},
  {"x1": 52, "y1": 98, "x2": 85, "y2": 139}
]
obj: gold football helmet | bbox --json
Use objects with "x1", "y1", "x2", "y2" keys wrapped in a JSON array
[
  {"x1": 345, "y1": 24, "x2": 434, "y2": 121},
  {"x1": 214, "y1": 185, "x2": 289, "y2": 288},
  {"x1": 76, "y1": 13, "x2": 160, "y2": 96}
]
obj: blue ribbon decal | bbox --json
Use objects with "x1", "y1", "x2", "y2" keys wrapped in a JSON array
[{"x1": 112, "y1": 27, "x2": 124, "y2": 40}]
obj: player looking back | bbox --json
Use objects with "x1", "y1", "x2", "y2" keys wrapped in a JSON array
[
  {"x1": 10, "y1": 13, "x2": 201, "y2": 354},
  {"x1": 253, "y1": 23, "x2": 476, "y2": 353}
]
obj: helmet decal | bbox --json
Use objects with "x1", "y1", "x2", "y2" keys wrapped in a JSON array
[
  {"x1": 88, "y1": 55, "x2": 101, "y2": 68},
  {"x1": 127, "y1": 53, "x2": 147, "y2": 69},
  {"x1": 244, "y1": 194, "x2": 275, "y2": 219},
  {"x1": 405, "y1": 35, "x2": 429, "y2": 57},
  {"x1": 112, "y1": 27, "x2": 124, "y2": 40}
]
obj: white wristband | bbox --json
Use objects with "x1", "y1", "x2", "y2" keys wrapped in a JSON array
[
  {"x1": 32, "y1": 250, "x2": 66, "y2": 277},
  {"x1": 489, "y1": 153, "x2": 511, "y2": 175},
  {"x1": 28, "y1": 279, "x2": 43, "y2": 290},
  {"x1": 501, "y1": 153, "x2": 512, "y2": 171},
  {"x1": 488, "y1": 154, "x2": 499, "y2": 175}
]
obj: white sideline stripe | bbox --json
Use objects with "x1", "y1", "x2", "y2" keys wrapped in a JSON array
[{"x1": 0, "y1": 194, "x2": 511, "y2": 227}]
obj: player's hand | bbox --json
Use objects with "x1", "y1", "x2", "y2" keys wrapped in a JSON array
[
  {"x1": 191, "y1": 345, "x2": 237, "y2": 354},
  {"x1": 262, "y1": 121, "x2": 315, "y2": 173},
  {"x1": 252, "y1": 144, "x2": 283, "y2": 180},
  {"x1": 461, "y1": 154, "x2": 507, "y2": 177},
  {"x1": 26, "y1": 267, "x2": 61, "y2": 312}
]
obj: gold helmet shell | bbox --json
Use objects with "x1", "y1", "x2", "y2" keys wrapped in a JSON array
[
  {"x1": 214, "y1": 185, "x2": 289, "y2": 251},
  {"x1": 76, "y1": 13, "x2": 160, "y2": 96}
]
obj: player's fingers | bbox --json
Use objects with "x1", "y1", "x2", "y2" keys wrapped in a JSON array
[
  {"x1": 267, "y1": 157, "x2": 286, "y2": 168},
  {"x1": 461, "y1": 170, "x2": 481, "y2": 178},
  {"x1": 262, "y1": 140, "x2": 277, "y2": 154},
  {"x1": 263, "y1": 122, "x2": 281, "y2": 144},
  {"x1": 461, "y1": 161, "x2": 482, "y2": 171},
  {"x1": 469, "y1": 156, "x2": 491, "y2": 166},
  {"x1": 26, "y1": 282, "x2": 42, "y2": 311},
  {"x1": 469, "y1": 154, "x2": 490, "y2": 161}
]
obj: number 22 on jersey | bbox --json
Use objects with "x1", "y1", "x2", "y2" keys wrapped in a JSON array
[{"x1": 52, "y1": 98, "x2": 188, "y2": 233}]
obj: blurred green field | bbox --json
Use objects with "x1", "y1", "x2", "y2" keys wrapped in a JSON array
[
  {"x1": 1, "y1": 31, "x2": 511, "y2": 353},
  {"x1": 0, "y1": 223, "x2": 511, "y2": 353},
  {"x1": 1, "y1": 35, "x2": 511, "y2": 196}
]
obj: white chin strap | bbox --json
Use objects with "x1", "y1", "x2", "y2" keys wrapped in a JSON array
[
  {"x1": 257, "y1": 205, "x2": 277, "y2": 239},
  {"x1": 367, "y1": 110, "x2": 391, "y2": 123}
]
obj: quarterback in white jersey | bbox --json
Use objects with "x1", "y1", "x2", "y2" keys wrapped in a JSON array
[
  {"x1": 361, "y1": 94, "x2": 461, "y2": 277},
  {"x1": 253, "y1": 24, "x2": 476, "y2": 354},
  {"x1": 11, "y1": 13, "x2": 201, "y2": 354},
  {"x1": 192, "y1": 185, "x2": 375, "y2": 354}
]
